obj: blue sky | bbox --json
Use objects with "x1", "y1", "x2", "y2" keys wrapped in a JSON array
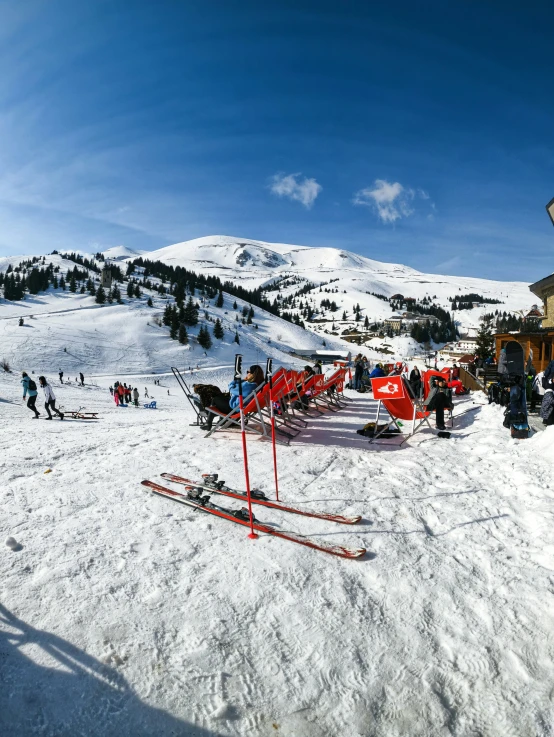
[{"x1": 0, "y1": 0, "x2": 553, "y2": 281}]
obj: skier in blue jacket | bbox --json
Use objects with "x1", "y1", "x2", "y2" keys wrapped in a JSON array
[
  {"x1": 21, "y1": 371, "x2": 40, "y2": 418},
  {"x1": 203, "y1": 365, "x2": 265, "y2": 430}
]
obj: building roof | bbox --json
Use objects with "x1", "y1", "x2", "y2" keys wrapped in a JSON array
[{"x1": 529, "y1": 272, "x2": 554, "y2": 298}]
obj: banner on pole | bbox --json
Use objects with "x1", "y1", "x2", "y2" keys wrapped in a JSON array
[{"x1": 371, "y1": 375, "x2": 405, "y2": 399}]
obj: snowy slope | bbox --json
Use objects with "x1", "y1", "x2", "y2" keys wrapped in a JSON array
[
  {"x1": 0, "y1": 254, "x2": 340, "y2": 376},
  {"x1": 1, "y1": 370, "x2": 553, "y2": 737}
]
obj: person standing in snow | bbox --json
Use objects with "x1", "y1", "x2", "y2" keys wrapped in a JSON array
[
  {"x1": 109, "y1": 386, "x2": 114, "y2": 396},
  {"x1": 79, "y1": 372, "x2": 84, "y2": 386},
  {"x1": 353, "y1": 354, "x2": 363, "y2": 390},
  {"x1": 59, "y1": 370, "x2": 64, "y2": 384},
  {"x1": 133, "y1": 387, "x2": 139, "y2": 407},
  {"x1": 409, "y1": 366, "x2": 422, "y2": 398},
  {"x1": 313, "y1": 360, "x2": 323, "y2": 375},
  {"x1": 144, "y1": 387, "x2": 149, "y2": 398},
  {"x1": 21, "y1": 372, "x2": 40, "y2": 419},
  {"x1": 38, "y1": 377, "x2": 64, "y2": 420}
]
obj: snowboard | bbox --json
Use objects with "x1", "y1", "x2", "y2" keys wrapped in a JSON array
[
  {"x1": 505, "y1": 340, "x2": 524, "y2": 377},
  {"x1": 504, "y1": 341, "x2": 529, "y2": 438}
]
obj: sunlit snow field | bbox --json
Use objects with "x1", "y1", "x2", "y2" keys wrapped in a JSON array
[{"x1": 1, "y1": 367, "x2": 553, "y2": 737}]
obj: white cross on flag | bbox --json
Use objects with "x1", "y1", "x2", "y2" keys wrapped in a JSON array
[{"x1": 371, "y1": 375, "x2": 405, "y2": 399}]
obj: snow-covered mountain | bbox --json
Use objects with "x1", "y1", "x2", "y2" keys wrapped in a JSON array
[
  {"x1": 101, "y1": 245, "x2": 144, "y2": 261},
  {"x1": 138, "y1": 235, "x2": 536, "y2": 335}
]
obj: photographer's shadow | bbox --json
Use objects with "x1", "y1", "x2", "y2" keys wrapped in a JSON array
[{"x1": 0, "y1": 603, "x2": 224, "y2": 736}]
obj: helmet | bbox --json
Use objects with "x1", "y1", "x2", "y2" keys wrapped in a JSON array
[{"x1": 395, "y1": 361, "x2": 402, "y2": 368}]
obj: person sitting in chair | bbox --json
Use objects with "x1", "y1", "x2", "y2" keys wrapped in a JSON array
[
  {"x1": 203, "y1": 365, "x2": 264, "y2": 431},
  {"x1": 424, "y1": 375, "x2": 453, "y2": 431}
]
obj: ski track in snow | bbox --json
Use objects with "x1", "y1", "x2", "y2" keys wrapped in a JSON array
[{"x1": 1, "y1": 369, "x2": 554, "y2": 737}]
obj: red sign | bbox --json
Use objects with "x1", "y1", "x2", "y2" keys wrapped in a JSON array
[{"x1": 371, "y1": 375, "x2": 405, "y2": 399}]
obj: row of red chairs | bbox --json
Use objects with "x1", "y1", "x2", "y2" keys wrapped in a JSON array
[{"x1": 204, "y1": 367, "x2": 350, "y2": 444}]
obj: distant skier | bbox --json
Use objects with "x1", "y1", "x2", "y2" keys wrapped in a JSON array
[
  {"x1": 133, "y1": 387, "x2": 139, "y2": 407},
  {"x1": 79, "y1": 372, "x2": 84, "y2": 386},
  {"x1": 18, "y1": 317, "x2": 23, "y2": 326},
  {"x1": 109, "y1": 386, "x2": 114, "y2": 396},
  {"x1": 144, "y1": 387, "x2": 149, "y2": 398},
  {"x1": 59, "y1": 370, "x2": 64, "y2": 384},
  {"x1": 21, "y1": 372, "x2": 40, "y2": 419},
  {"x1": 39, "y1": 376, "x2": 64, "y2": 420}
]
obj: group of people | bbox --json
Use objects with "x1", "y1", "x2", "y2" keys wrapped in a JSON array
[
  {"x1": 21, "y1": 372, "x2": 64, "y2": 420},
  {"x1": 58, "y1": 370, "x2": 85, "y2": 386},
  {"x1": 110, "y1": 382, "x2": 140, "y2": 407}
]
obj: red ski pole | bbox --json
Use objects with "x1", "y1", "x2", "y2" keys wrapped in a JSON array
[
  {"x1": 266, "y1": 358, "x2": 279, "y2": 501},
  {"x1": 236, "y1": 355, "x2": 257, "y2": 539}
]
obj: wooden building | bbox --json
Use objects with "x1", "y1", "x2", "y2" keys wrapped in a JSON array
[
  {"x1": 529, "y1": 271, "x2": 554, "y2": 329},
  {"x1": 494, "y1": 331, "x2": 554, "y2": 373}
]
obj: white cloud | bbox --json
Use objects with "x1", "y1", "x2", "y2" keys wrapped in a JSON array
[
  {"x1": 353, "y1": 179, "x2": 415, "y2": 223},
  {"x1": 353, "y1": 179, "x2": 433, "y2": 224},
  {"x1": 270, "y1": 172, "x2": 322, "y2": 209}
]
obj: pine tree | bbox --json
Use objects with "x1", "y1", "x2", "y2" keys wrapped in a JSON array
[
  {"x1": 475, "y1": 318, "x2": 494, "y2": 360},
  {"x1": 234, "y1": 331, "x2": 240, "y2": 345},
  {"x1": 28, "y1": 268, "x2": 41, "y2": 295},
  {"x1": 112, "y1": 285, "x2": 122, "y2": 303},
  {"x1": 60, "y1": 275, "x2": 66, "y2": 291},
  {"x1": 107, "y1": 289, "x2": 114, "y2": 304},
  {"x1": 95, "y1": 285, "x2": 106, "y2": 304},
  {"x1": 163, "y1": 303, "x2": 172, "y2": 325},
  {"x1": 170, "y1": 309, "x2": 179, "y2": 339},
  {"x1": 248, "y1": 306, "x2": 254, "y2": 320},
  {"x1": 364, "y1": 315, "x2": 369, "y2": 329},
  {"x1": 213, "y1": 318, "x2": 224, "y2": 339},
  {"x1": 342, "y1": 310, "x2": 347, "y2": 320},
  {"x1": 233, "y1": 300, "x2": 237, "y2": 309},
  {"x1": 147, "y1": 296, "x2": 153, "y2": 307},
  {"x1": 216, "y1": 290, "x2": 224, "y2": 308},
  {"x1": 198, "y1": 325, "x2": 212, "y2": 350},
  {"x1": 134, "y1": 283, "x2": 141, "y2": 298},
  {"x1": 53, "y1": 276, "x2": 59, "y2": 289},
  {"x1": 69, "y1": 275, "x2": 77, "y2": 293},
  {"x1": 178, "y1": 323, "x2": 188, "y2": 344},
  {"x1": 80, "y1": 285, "x2": 86, "y2": 294},
  {"x1": 184, "y1": 296, "x2": 198, "y2": 326},
  {"x1": 127, "y1": 282, "x2": 134, "y2": 298}
]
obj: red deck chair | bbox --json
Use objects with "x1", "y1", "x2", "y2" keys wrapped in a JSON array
[
  {"x1": 368, "y1": 375, "x2": 435, "y2": 444},
  {"x1": 259, "y1": 372, "x2": 304, "y2": 439}
]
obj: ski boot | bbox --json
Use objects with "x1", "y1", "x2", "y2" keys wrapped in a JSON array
[{"x1": 232, "y1": 508, "x2": 257, "y2": 522}]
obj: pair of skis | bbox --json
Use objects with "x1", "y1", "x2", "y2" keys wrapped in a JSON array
[{"x1": 140, "y1": 474, "x2": 366, "y2": 560}]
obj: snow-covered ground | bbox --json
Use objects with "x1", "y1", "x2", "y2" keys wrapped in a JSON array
[{"x1": 1, "y1": 367, "x2": 553, "y2": 737}]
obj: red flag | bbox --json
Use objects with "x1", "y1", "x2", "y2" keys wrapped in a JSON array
[{"x1": 371, "y1": 375, "x2": 405, "y2": 399}]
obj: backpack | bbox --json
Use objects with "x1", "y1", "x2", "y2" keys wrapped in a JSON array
[{"x1": 28, "y1": 378, "x2": 37, "y2": 391}]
